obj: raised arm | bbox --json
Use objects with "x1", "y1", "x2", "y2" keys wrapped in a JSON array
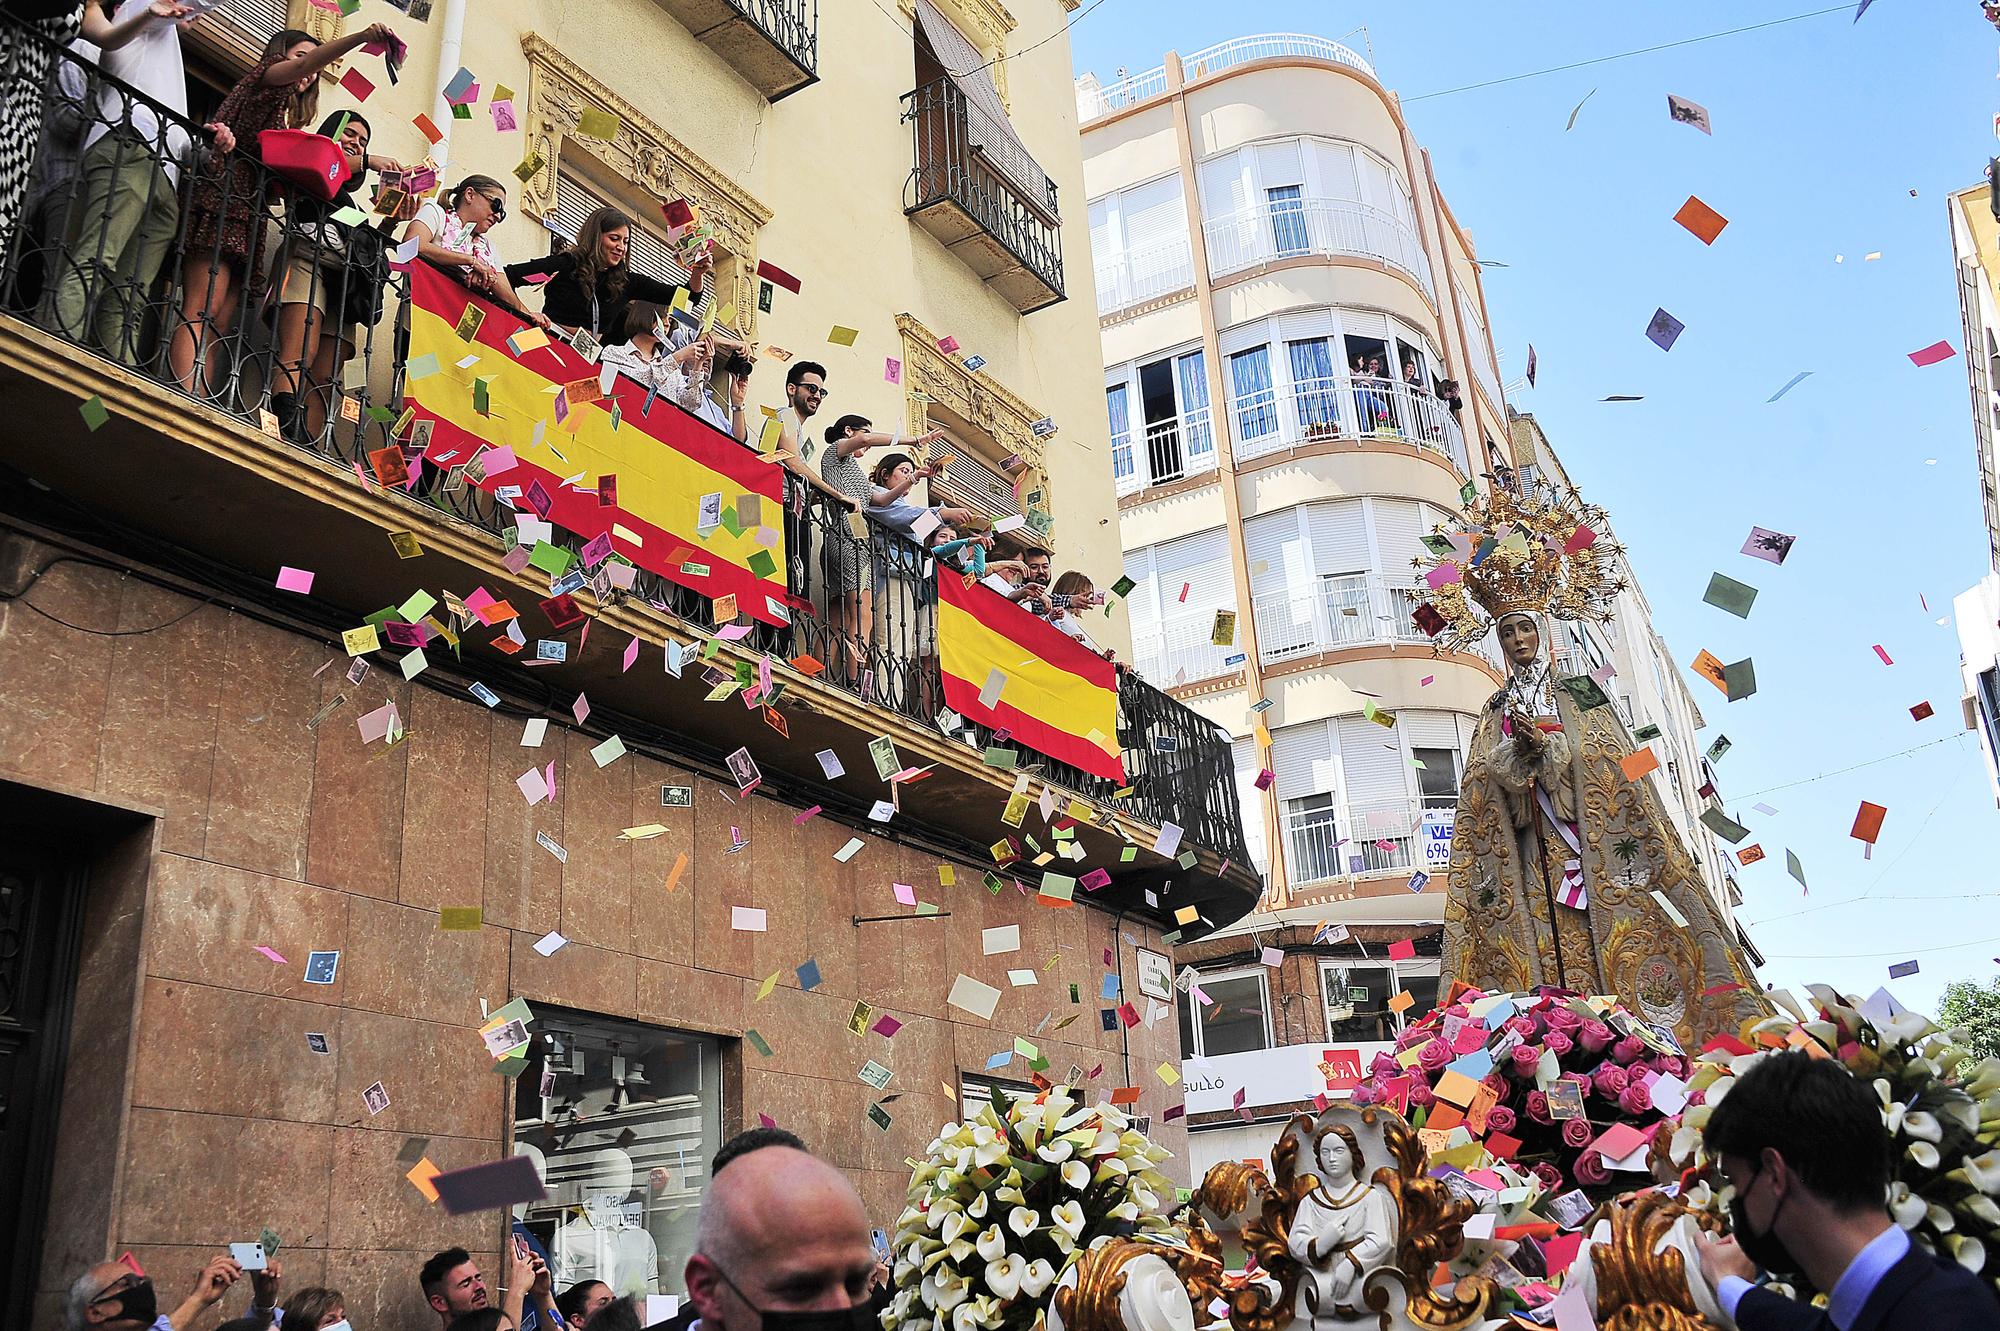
[
  {"x1": 263, "y1": 21, "x2": 394, "y2": 86},
  {"x1": 80, "y1": 1, "x2": 193, "y2": 52},
  {"x1": 502, "y1": 249, "x2": 570, "y2": 288}
]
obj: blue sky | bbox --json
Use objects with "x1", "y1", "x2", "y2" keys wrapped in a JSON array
[{"x1": 1070, "y1": 2, "x2": 1999, "y2": 1016}]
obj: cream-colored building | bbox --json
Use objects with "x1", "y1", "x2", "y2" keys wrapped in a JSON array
[
  {"x1": 1080, "y1": 33, "x2": 1517, "y2": 941},
  {"x1": 1076, "y1": 40, "x2": 1752, "y2": 1170},
  {"x1": 1949, "y1": 182, "x2": 2000, "y2": 804}
]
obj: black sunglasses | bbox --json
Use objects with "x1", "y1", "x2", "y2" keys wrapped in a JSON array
[
  {"x1": 477, "y1": 192, "x2": 506, "y2": 222},
  {"x1": 798, "y1": 383, "x2": 828, "y2": 398}
]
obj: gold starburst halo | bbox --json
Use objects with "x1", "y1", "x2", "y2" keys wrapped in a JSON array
[{"x1": 1413, "y1": 481, "x2": 1628, "y2": 654}]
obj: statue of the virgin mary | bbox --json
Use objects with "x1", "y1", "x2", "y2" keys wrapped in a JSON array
[{"x1": 1417, "y1": 483, "x2": 1764, "y2": 1050}]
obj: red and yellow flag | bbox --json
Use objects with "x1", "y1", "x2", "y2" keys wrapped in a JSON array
[
  {"x1": 936, "y1": 572, "x2": 1124, "y2": 783},
  {"x1": 402, "y1": 263, "x2": 788, "y2": 623}
]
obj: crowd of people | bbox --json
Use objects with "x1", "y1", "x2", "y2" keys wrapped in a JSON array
[
  {"x1": 0, "y1": 1, "x2": 1125, "y2": 713},
  {"x1": 60, "y1": 1054, "x2": 2000, "y2": 1331}
]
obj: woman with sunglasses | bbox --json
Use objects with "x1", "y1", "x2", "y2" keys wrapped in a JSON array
[{"x1": 400, "y1": 174, "x2": 546, "y2": 325}]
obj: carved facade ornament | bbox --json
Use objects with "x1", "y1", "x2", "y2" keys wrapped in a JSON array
[
  {"x1": 898, "y1": 0, "x2": 1017, "y2": 110},
  {"x1": 518, "y1": 34, "x2": 774, "y2": 326},
  {"x1": 894, "y1": 313, "x2": 1051, "y2": 513}
]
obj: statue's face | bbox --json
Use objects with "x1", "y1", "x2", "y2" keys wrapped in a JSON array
[
  {"x1": 1316, "y1": 1133, "x2": 1354, "y2": 1183},
  {"x1": 1498, "y1": 615, "x2": 1541, "y2": 666}
]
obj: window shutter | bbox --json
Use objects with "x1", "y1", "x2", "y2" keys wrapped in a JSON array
[
  {"x1": 1401, "y1": 710, "x2": 1460, "y2": 751},
  {"x1": 1311, "y1": 140, "x2": 1361, "y2": 203},
  {"x1": 1121, "y1": 175, "x2": 1186, "y2": 253},
  {"x1": 1089, "y1": 197, "x2": 1118, "y2": 262},
  {"x1": 1232, "y1": 737, "x2": 1270, "y2": 877},
  {"x1": 1336, "y1": 716, "x2": 1405, "y2": 806},
  {"x1": 1304, "y1": 499, "x2": 1368, "y2": 574},
  {"x1": 1153, "y1": 528, "x2": 1232, "y2": 618},
  {"x1": 1218, "y1": 320, "x2": 1267, "y2": 357},
  {"x1": 1370, "y1": 498, "x2": 1424, "y2": 578},
  {"x1": 1243, "y1": 512, "x2": 1305, "y2": 600},
  {"x1": 1123, "y1": 549, "x2": 1160, "y2": 639},
  {"x1": 1199, "y1": 153, "x2": 1249, "y2": 220},
  {"x1": 1256, "y1": 140, "x2": 1305, "y2": 188},
  {"x1": 186, "y1": 0, "x2": 288, "y2": 71},
  {"x1": 1270, "y1": 722, "x2": 1337, "y2": 801}
]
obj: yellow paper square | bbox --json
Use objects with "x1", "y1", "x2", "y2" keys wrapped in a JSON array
[
  {"x1": 1388, "y1": 988, "x2": 1415, "y2": 1014},
  {"x1": 343, "y1": 625, "x2": 380, "y2": 656},
  {"x1": 1154, "y1": 1061, "x2": 1179, "y2": 1085},
  {"x1": 407, "y1": 1156, "x2": 441, "y2": 1202},
  {"x1": 1174, "y1": 905, "x2": 1200, "y2": 925}
]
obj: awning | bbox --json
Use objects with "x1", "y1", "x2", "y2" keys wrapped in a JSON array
[{"x1": 913, "y1": 0, "x2": 1057, "y2": 219}]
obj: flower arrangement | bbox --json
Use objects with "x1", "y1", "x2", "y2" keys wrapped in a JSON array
[
  {"x1": 1348, "y1": 986, "x2": 1689, "y2": 1200},
  {"x1": 881, "y1": 1085, "x2": 1180, "y2": 1331},
  {"x1": 1665, "y1": 984, "x2": 2000, "y2": 1289}
]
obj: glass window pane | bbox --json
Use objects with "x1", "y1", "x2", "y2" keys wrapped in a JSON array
[
  {"x1": 1399, "y1": 973, "x2": 1441, "y2": 1028},
  {"x1": 1414, "y1": 747, "x2": 1459, "y2": 802},
  {"x1": 1197, "y1": 974, "x2": 1270, "y2": 1055},
  {"x1": 1320, "y1": 963, "x2": 1396, "y2": 1042},
  {"x1": 513, "y1": 1010, "x2": 722, "y2": 1301},
  {"x1": 1267, "y1": 184, "x2": 1307, "y2": 256}
]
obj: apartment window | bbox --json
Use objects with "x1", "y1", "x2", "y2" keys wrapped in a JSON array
[
  {"x1": 513, "y1": 1010, "x2": 723, "y2": 1300},
  {"x1": 1105, "y1": 348, "x2": 1213, "y2": 492},
  {"x1": 1220, "y1": 308, "x2": 1454, "y2": 464},
  {"x1": 1321, "y1": 962, "x2": 1396, "y2": 1042},
  {"x1": 1108, "y1": 383, "x2": 1134, "y2": 486},
  {"x1": 1177, "y1": 968, "x2": 1273, "y2": 1059},
  {"x1": 1320, "y1": 961, "x2": 1441, "y2": 1042},
  {"x1": 962, "y1": 1074, "x2": 1039, "y2": 1121},
  {"x1": 1284, "y1": 792, "x2": 1345, "y2": 882},
  {"x1": 1229, "y1": 346, "x2": 1278, "y2": 441},
  {"x1": 1121, "y1": 527, "x2": 1234, "y2": 683},
  {"x1": 1090, "y1": 174, "x2": 1193, "y2": 311},
  {"x1": 1267, "y1": 184, "x2": 1308, "y2": 256},
  {"x1": 1413, "y1": 747, "x2": 1460, "y2": 807}
]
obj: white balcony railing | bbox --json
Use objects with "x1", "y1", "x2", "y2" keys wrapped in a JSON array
[
  {"x1": 1132, "y1": 606, "x2": 1244, "y2": 687},
  {"x1": 1227, "y1": 376, "x2": 1468, "y2": 473},
  {"x1": 1112, "y1": 406, "x2": 1219, "y2": 497},
  {"x1": 1204, "y1": 198, "x2": 1435, "y2": 299},
  {"x1": 1285, "y1": 796, "x2": 1456, "y2": 885},
  {"x1": 1253, "y1": 573, "x2": 1501, "y2": 669},
  {"x1": 1095, "y1": 235, "x2": 1197, "y2": 315},
  {"x1": 1081, "y1": 33, "x2": 1376, "y2": 122}
]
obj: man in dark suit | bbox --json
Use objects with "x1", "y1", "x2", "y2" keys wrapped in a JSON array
[{"x1": 1695, "y1": 1050, "x2": 2000, "y2": 1329}]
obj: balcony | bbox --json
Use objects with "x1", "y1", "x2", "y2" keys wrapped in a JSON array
[
  {"x1": 1204, "y1": 198, "x2": 1435, "y2": 300},
  {"x1": 1113, "y1": 405, "x2": 1218, "y2": 497},
  {"x1": 1254, "y1": 574, "x2": 1501, "y2": 670},
  {"x1": 901, "y1": 78, "x2": 1065, "y2": 313},
  {"x1": 650, "y1": 0, "x2": 818, "y2": 100},
  {"x1": 0, "y1": 27, "x2": 1254, "y2": 933},
  {"x1": 1229, "y1": 377, "x2": 1468, "y2": 474},
  {"x1": 1131, "y1": 608, "x2": 1243, "y2": 690},
  {"x1": 1284, "y1": 795, "x2": 1455, "y2": 885},
  {"x1": 1079, "y1": 33, "x2": 1377, "y2": 123},
  {"x1": 1094, "y1": 235, "x2": 1195, "y2": 316}
]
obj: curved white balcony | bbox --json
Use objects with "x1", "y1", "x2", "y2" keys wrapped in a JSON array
[
  {"x1": 1204, "y1": 198, "x2": 1435, "y2": 298},
  {"x1": 1094, "y1": 235, "x2": 1197, "y2": 315},
  {"x1": 1227, "y1": 376, "x2": 1467, "y2": 474},
  {"x1": 1131, "y1": 607, "x2": 1244, "y2": 687},
  {"x1": 1081, "y1": 34, "x2": 1377, "y2": 121},
  {"x1": 1113, "y1": 405, "x2": 1219, "y2": 497},
  {"x1": 1285, "y1": 795, "x2": 1455, "y2": 885},
  {"x1": 1253, "y1": 573, "x2": 1501, "y2": 670}
]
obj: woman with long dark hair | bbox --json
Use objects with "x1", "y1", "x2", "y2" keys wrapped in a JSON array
[
  {"x1": 267, "y1": 109, "x2": 403, "y2": 444},
  {"x1": 169, "y1": 20, "x2": 399, "y2": 395},
  {"x1": 504, "y1": 204, "x2": 711, "y2": 342}
]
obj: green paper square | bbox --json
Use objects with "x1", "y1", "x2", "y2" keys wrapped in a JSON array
[
  {"x1": 451, "y1": 102, "x2": 472, "y2": 120},
  {"x1": 1559, "y1": 674, "x2": 1611, "y2": 711},
  {"x1": 79, "y1": 395, "x2": 109, "y2": 431},
  {"x1": 1722, "y1": 657, "x2": 1757, "y2": 701},
  {"x1": 1120, "y1": 847, "x2": 1137, "y2": 862},
  {"x1": 1700, "y1": 806, "x2": 1750, "y2": 844},
  {"x1": 365, "y1": 605, "x2": 400, "y2": 628},
  {"x1": 1703, "y1": 572, "x2": 1758, "y2": 619},
  {"x1": 1632, "y1": 723, "x2": 1662, "y2": 742},
  {"x1": 746, "y1": 1029, "x2": 773, "y2": 1057},
  {"x1": 1110, "y1": 575, "x2": 1136, "y2": 598},
  {"x1": 746, "y1": 548, "x2": 777, "y2": 578},
  {"x1": 529, "y1": 541, "x2": 573, "y2": 576}
]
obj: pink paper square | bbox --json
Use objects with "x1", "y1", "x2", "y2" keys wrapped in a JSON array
[
  {"x1": 893, "y1": 882, "x2": 917, "y2": 905},
  {"x1": 255, "y1": 945, "x2": 287, "y2": 964},
  {"x1": 572, "y1": 693, "x2": 591, "y2": 724},
  {"x1": 872, "y1": 1014, "x2": 904, "y2": 1037},
  {"x1": 622, "y1": 636, "x2": 640, "y2": 672},
  {"x1": 276, "y1": 566, "x2": 315, "y2": 594}
]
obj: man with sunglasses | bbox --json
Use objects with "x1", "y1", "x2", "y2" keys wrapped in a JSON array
[
  {"x1": 66, "y1": 1252, "x2": 247, "y2": 1331},
  {"x1": 775, "y1": 361, "x2": 828, "y2": 468}
]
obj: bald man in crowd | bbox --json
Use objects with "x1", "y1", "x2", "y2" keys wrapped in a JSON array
[{"x1": 682, "y1": 1144, "x2": 881, "y2": 1331}]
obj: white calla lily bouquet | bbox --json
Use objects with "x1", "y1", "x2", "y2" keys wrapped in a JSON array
[{"x1": 882, "y1": 1084, "x2": 1180, "y2": 1331}]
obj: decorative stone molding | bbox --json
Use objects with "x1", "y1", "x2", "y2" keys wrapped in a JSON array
[
  {"x1": 898, "y1": 0, "x2": 1017, "y2": 111},
  {"x1": 518, "y1": 34, "x2": 774, "y2": 325},
  {"x1": 895, "y1": 313, "x2": 1051, "y2": 516}
]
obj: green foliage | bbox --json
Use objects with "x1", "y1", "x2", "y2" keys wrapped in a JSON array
[{"x1": 1937, "y1": 976, "x2": 2000, "y2": 1060}]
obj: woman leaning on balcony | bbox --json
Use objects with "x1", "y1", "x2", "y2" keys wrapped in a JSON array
[
  {"x1": 397, "y1": 173, "x2": 547, "y2": 325},
  {"x1": 502, "y1": 204, "x2": 709, "y2": 344}
]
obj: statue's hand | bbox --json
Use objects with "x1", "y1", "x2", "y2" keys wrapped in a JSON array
[{"x1": 1510, "y1": 711, "x2": 1544, "y2": 759}]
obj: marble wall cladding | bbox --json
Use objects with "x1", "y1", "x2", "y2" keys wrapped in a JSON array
[{"x1": 3, "y1": 533, "x2": 1192, "y2": 1331}]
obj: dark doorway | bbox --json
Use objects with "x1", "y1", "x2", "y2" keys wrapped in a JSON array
[
  {"x1": 0, "y1": 832, "x2": 87, "y2": 1331},
  {"x1": 1138, "y1": 357, "x2": 1182, "y2": 484}
]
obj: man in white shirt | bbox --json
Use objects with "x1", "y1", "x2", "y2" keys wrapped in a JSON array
[{"x1": 53, "y1": 1, "x2": 220, "y2": 364}]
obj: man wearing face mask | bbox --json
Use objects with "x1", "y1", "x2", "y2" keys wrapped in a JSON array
[
  {"x1": 682, "y1": 1144, "x2": 880, "y2": 1331},
  {"x1": 1695, "y1": 1050, "x2": 1999, "y2": 1328},
  {"x1": 66, "y1": 1253, "x2": 246, "y2": 1331}
]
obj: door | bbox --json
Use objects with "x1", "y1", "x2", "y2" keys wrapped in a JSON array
[
  {"x1": 0, "y1": 835, "x2": 86, "y2": 1331},
  {"x1": 1138, "y1": 357, "x2": 1182, "y2": 483}
]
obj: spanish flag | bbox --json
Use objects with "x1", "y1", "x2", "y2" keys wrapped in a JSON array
[
  {"x1": 936, "y1": 572, "x2": 1124, "y2": 783},
  {"x1": 402, "y1": 263, "x2": 787, "y2": 624}
]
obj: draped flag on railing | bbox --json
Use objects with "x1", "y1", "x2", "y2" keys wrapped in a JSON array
[
  {"x1": 935, "y1": 571, "x2": 1124, "y2": 783},
  {"x1": 402, "y1": 263, "x2": 788, "y2": 624}
]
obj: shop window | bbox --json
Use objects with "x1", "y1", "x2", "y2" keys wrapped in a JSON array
[{"x1": 1177, "y1": 968, "x2": 1273, "y2": 1058}]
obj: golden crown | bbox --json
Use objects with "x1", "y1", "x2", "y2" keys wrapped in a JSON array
[{"x1": 1414, "y1": 481, "x2": 1627, "y2": 655}]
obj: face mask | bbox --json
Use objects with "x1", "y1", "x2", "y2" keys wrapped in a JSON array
[
  {"x1": 96, "y1": 1279, "x2": 158, "y2": 1327},
  {"x1": 1729, "y1": 1166, "x2": 1802, "y2": 1278},
  {"x1": 714, "y1": 1266, "x2": 879, "y2": 1331},
  {"x1": 324, "y1": 1321, "x2": 354, "y2": 1331}
]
